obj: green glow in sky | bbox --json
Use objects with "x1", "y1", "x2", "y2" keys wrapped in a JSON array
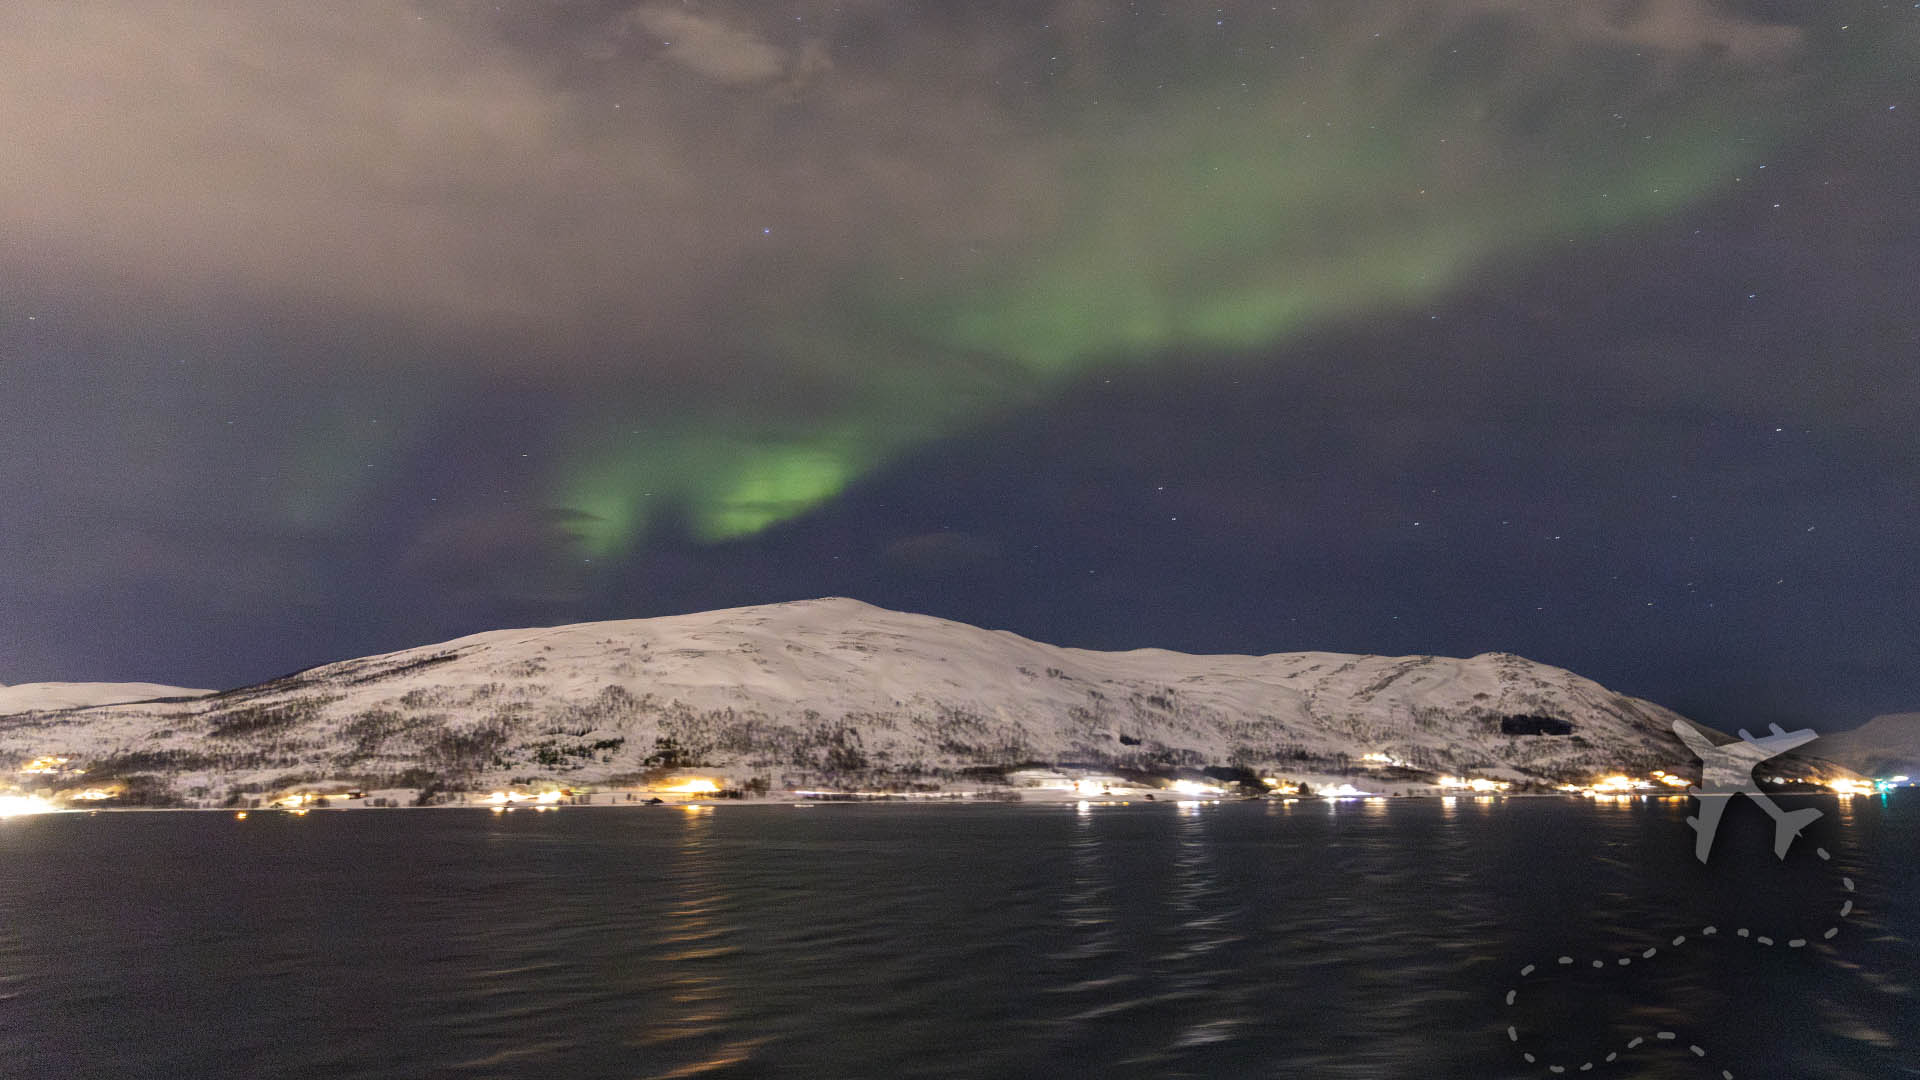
[
  {"x1": 556, "y1": 7, "x2": 1858, "y2": 555},
  {"x1": 560, "y1": 424, "x2": 884, "y2": 550}
]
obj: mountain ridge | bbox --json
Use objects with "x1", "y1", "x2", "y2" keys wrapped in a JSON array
[
  {"x1": 0, "y1": 682, "x2": 213, "y2": 714},
  {"x1": 0, "y1": 598, "x2": 1843, "y2": 805},
  {"x1": 1812, "y1": 712, "x2": 1920, "y2": 778}
]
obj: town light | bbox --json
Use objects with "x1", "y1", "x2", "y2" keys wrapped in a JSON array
[
  {"x1": 1593, "y1": 775, "x2": 1644, "y2": 792},
  {"x1": 1170, "y1": 779, "x2": 1222, "y2": 796},
  {"x1": 1439, "y1": 776, "x2": 1510, "y2": 792},
  {"x1": 0, "y1": 794, "x2": 56, "y2": 818},
  {"x1": 481, "y1": 790, "x2": 550, "y2": 805},
  {"x1": 663, "y1": 778, "x2": 721, "y2": 795}
]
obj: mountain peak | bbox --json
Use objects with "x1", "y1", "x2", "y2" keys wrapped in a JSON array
[{"x1": 2, "y1": 601, "x2": 1730, "y2": 805}]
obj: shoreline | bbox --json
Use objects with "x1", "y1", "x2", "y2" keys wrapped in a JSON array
[{"x1": 8, "y1": 788, "x2": 1891, "y2": 818}]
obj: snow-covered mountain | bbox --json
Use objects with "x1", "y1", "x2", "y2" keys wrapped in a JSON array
[
  {"x1": 0, "y1": 598, "x2": 1781, "y2": 803},
  {"x1": 1814, "y1": 713, "x2": 1920, "y2": 778},
  {"x1": 0, "y1": 681, "x2": 211, "y2": 714}
]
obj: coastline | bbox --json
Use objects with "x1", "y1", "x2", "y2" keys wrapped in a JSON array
[{"x1": 0, "y1": 776, "x2": 1758, "y2": 810}]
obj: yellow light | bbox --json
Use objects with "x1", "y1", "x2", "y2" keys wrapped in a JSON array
[
  {"x1": 0, "y1": 794, "x2": 56, "y2": 818},
  {"x1": 19, "y1": 756, "x2": 71, "y2": 775},
  {"x1": 664, "y1": 778, "x2": 721, "y2": 795},
  {"x1": 1826, "y1": 778, "x2": 1874, "y2": 797},
  {"x1": 235, "y1": 811, "x2": 248, "y2": 820},
  {"x1": 1593, "y1": 775, "x2": 1644, "y2": 792},
  {"x1": 70, "y1": 788, "x2": 116, "y2": 801}
]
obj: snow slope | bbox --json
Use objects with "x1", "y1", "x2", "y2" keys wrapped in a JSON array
[
  {"x1": 0, "y1": 682, "x2": 212, "y2": 713},
  {"x1": 1814, "y1": 713, "x2": 1920, "y2": 778},
  {"x1": 0, "y1": 598, "x2": 1747, "y2": 800}
]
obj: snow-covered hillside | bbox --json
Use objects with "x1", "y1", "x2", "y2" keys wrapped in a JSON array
[
  {"x1": 1815, "y1": 713, "x2": 1920, "y2": 778},
  {"x1": 0, "y1": 682, "x2": 211, "y2": 714},
  {"x1": 1, "y1": 598, "x2": 1752, "y2": 803}
]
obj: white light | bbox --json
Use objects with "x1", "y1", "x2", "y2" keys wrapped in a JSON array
[
  {"x1": 0, "y1": 795, "x2": 56, "y2": 818},
  {"x1": 1439, "y1": 775, "x2": 1510, "y2": 792}
]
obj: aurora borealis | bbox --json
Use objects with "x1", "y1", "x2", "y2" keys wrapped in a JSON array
[{"x1": 2, "y1": 1, "x2": 1915, "y2": 731}]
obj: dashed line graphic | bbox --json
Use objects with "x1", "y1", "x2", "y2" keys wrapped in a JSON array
[
  {"x1": 1502, "y1": 719, "x2": 1867, "y2": 1076},
  {"x1": 1504, "y1": 846, "x2": 1856, "y2": 1077}
]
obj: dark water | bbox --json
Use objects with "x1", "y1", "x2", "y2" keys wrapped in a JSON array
[{"x1": 0, "y1": 794, "x2": 1913, "y2": 1079}]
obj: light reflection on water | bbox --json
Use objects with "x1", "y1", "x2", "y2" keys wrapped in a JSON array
[
  {"x1": 633, "y1": 803, "x2": 766, "y2": 1078},
  {"x1": 0, "y1": 794, "x2": 1911, "y2": 1079}
]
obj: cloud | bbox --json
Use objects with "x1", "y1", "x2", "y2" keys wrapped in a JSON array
[
  {"x1": 1510, "y1": 0, "x2": 1802, "y2": 62},
  {"x1": 626, "y1": 7, "x2": 789, "y2": 85},
  {"x1": 0, "y1": 0, "x2": 1845, "y2": 558},
  {"x1": 0, "y1": 3, "x2": 1047, "y2": 390},
  {"x1": 0, "y1": 1, "x2": 1809, "y2": 378}
]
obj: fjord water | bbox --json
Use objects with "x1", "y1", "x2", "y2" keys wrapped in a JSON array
[{"x1": 1, "y1": 796, "x2": 1912, "y2": 1079}]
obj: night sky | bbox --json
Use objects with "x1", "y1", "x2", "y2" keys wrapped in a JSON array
[{"x1": 2, "y1": 2, "x2": 1914, "y2": 733}]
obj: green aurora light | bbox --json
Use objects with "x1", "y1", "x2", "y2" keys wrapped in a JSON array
[{"x1": 548, "y1": 6, "x2": 1889, "y2": 553}]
